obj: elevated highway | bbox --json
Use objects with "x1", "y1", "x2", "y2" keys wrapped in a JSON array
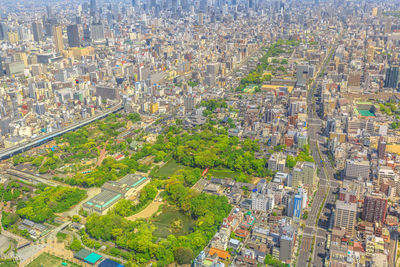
[{"x1": 0, "y1": 102, "x2": 123, "y2": 161}]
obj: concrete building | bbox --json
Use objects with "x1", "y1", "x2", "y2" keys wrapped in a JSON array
[
  {"x1": 83, "y1": 174, "x2": 149, "y2": 214},
  {"x1": 334, "y1": 200, "x2": 357, "y2": 236},
  {"x1": 291, "y1": 161, "x2": 317, "y2": 188},
  {"x1": 362, "y1": 193, "x2": 388, "y2": 224},
  {"x1": 345, "y1": 159, "x2": 370, "y2": 180}
]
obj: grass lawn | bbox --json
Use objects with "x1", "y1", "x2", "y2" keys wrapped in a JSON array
[
  {"x1": 155, "y1": 159, "x2": 184, "y2": 177},
  {"x1": 26, "y1": 253, "x2": 81, "y2": 267},
  {"x1": 208, "y1": 168, "x2": 237, "y2": 179},
  {"x1": 0, "y1": 260, "x2": 17, "y2": 267},
  {"x1": 152, "y1": 206, "x2": 194, "y2": 238}
]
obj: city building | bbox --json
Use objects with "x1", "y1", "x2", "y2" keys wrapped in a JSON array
[
  {"x1": 334, "y1": 200, "x2": 357, "y2": 236},
  {"x1": 362, "y1": 193, "x2": 388, "y2": 224},
  {"x1": 67, "y1": 24, "x2": 80, "y2": 48}
]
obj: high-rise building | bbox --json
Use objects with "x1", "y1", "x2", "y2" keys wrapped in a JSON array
[
  {"x1": 362, "y1": 193, "x2": 388, "y2": 224},
  {"x1": 348, "y1": 71, "x2": 361, "y2": 87},
  {"x1": 67, "y1": 24, "x2": 80, "y2": 48},
  {"x1": 384, "y1": 66, "x2": 399, "y2": 89},
  {"x1": 52, "y1": 26, "x2": 64, "y2": 52},
  {"x1": 377, "y1": 136, "x2": 386, "y2": 160},
  {"x1": 251, "y1": 180, "x2": 275, "y2": 212},
  {"x1": 280, "y1": 233, "x2": 295, "y2": 262},
  {"x1": 183, "y1": 95, "x2": 196, "y2": 112},
  {"x1": 334, "y1": 200, "x2": 357, "y2": 235},
  {"x1": 32, "y1": 22, "x2": 43, "y2": 43},
  {"x1": 0, "y1": 22, "x2": 8, "y2": 40},
  {"x1": 90, "y1": 0, "x2": 97, "y2": 16},
  {"x1": 293, "y1": 194, "x2": 302, "y2": 219},
  {"x1": 296, "y1": 65, "x2": 308, "y2": 87},
  {"x1": 292, "y1": 161, "x2": 317, "y2": 187},
  {"x1": 91, "y1": 23, "x2": 104, "y2": 41},
  {"x1": 46, "y1": 5, "x2": 53, "y2": 18}
]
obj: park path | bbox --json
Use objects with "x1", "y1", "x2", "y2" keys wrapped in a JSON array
[
  {"x1": 96, "y1": 141, "x2": 108, "y2": 167},
  {"x1": 126, "y1": 190, "x2": 164, "y2": 221}
]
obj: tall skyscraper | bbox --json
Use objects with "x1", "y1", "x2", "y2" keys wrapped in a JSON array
[
  {"x1": 52, "y1": 25, "x2": 64, "y2": 52},
  {"x1": 384, "y1": 66, "x2": 399, "y2": 89},
  {"x1": 32, "y1": 22, "x2": 44, "y2": 43},
  {"x1": 334, "y1": 200, "x2": 357, "y2": 235},
  {"x1": 91, "y1": 23, "x2": 104, "y2": 41},
  {"x1": 90, "y1": 0, "x2": 97, "y2": 16},
  {"x1": 362, "y1": 193, "x2": 388, "y2": 224},
  {"x1": 0, "y1": 22, "x2": 8, "y2": 40},
  {"x1": 67, "y1": 24, "x2": 80, "y2": 48},
  {"x1": 46, "y1": 5, "x2": 53, "y2": 18}
]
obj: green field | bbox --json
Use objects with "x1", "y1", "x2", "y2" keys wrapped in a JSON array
[
  {"x1": 0, "y1": 260, "x2": 17, "y2": 267},
  {"x1": 155, "y1": 159, "x2": 184, "y2": 177},
  {"x1": 242, "y1": 85, "x2": 257, "y2": 93},
  {"x1": 208, "y1": 168, "x2": 237, "y2": 178},
  {"x1": 26, "y1": 253, "x2": 81, "y2": 267},
  {"x1": 152, "y1": 206, "x2": 194, "y2": 238}
]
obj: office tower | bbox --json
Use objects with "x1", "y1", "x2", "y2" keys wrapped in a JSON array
[
  {"x1": 384, "y1": 66, "x2": 399, "y2": 89},
  {"x1": 52, "y1": 26, "x2": 64, "y2": 52},
  {"x1": 91, "y1": 23, "x2": 104, "y2": 41},
  {"x1": 7, "y1": 31, "x2": 18, "y2": 44},
  {"x1": 90, "y1": 0, "x2": 97, "y2": 16},
  {"x1": 296, "y1": 65, "x2": 308, "y2": 87},
  {"x1": 198, "y1": 12, "x2": 204, "y2": 25},
  {"x1": 46, "y1": 5, "x2": 53, "y2": 18},
  {"x1": 377, "y1": 136, "x2": 386, "y2": 160},
  {"x1": 348, "y1": 71, "x2": 361, "y2": 87},
  {"x1": 362, "y1": 194, "x2": 388, "y2": 224},
  {"x1": 372, "y1": 7, "x2": 378, "y2": 16},
  {"x1": 83, "y1": 27, "x2": 91, "y2": 42},
  {"x1": 67, "y1": 24, "x2": 80, "y2": 48},
  {"x1": 132, "y1": 0, "x2": 137, "y2": 7},
  {"x1": 344, "y1": 159, "x2": 370, "y2": 180},
  {"x1": 335, "y1": 200, "x2": 357, "y2": 235},
  {"x1": 199, "y1": 0, "x2": 207, "y2": 12},
  {"x1": 0, "y1": 22, "x2": 7, "y2": 40},
  {"x1": 32, "y1": 22, "x2": 44, "y2": 43}
]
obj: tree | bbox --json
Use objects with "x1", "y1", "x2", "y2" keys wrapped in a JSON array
[
  {"x1": 286, "y1": 155, "x2": 297, "y2": 168},
  {"x1": 72, "y1": 215, "x2": 81, "y2": 223},
  {"x1": 174, "y1": 247, "x2": 193, "y2": 264},
  {"x1": 69, "y1": 238, "x2": 83, "y2": 251}
]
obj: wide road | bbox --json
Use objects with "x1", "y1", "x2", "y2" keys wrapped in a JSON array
[{"x1": 297, "y1": 39, "x2": 339, "y2": 267}]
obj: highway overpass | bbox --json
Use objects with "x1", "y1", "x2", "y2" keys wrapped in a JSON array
[{"x1": 0, "y1": 102, "x2": 123, "y2": 161}]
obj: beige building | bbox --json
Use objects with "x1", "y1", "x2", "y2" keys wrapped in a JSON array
[
  {"x1": 53, "y1": 25, "x2": 64, "y2": 52},
  {"x1": 334, "y1": 200, "x2": 357, "y2": 236}
]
